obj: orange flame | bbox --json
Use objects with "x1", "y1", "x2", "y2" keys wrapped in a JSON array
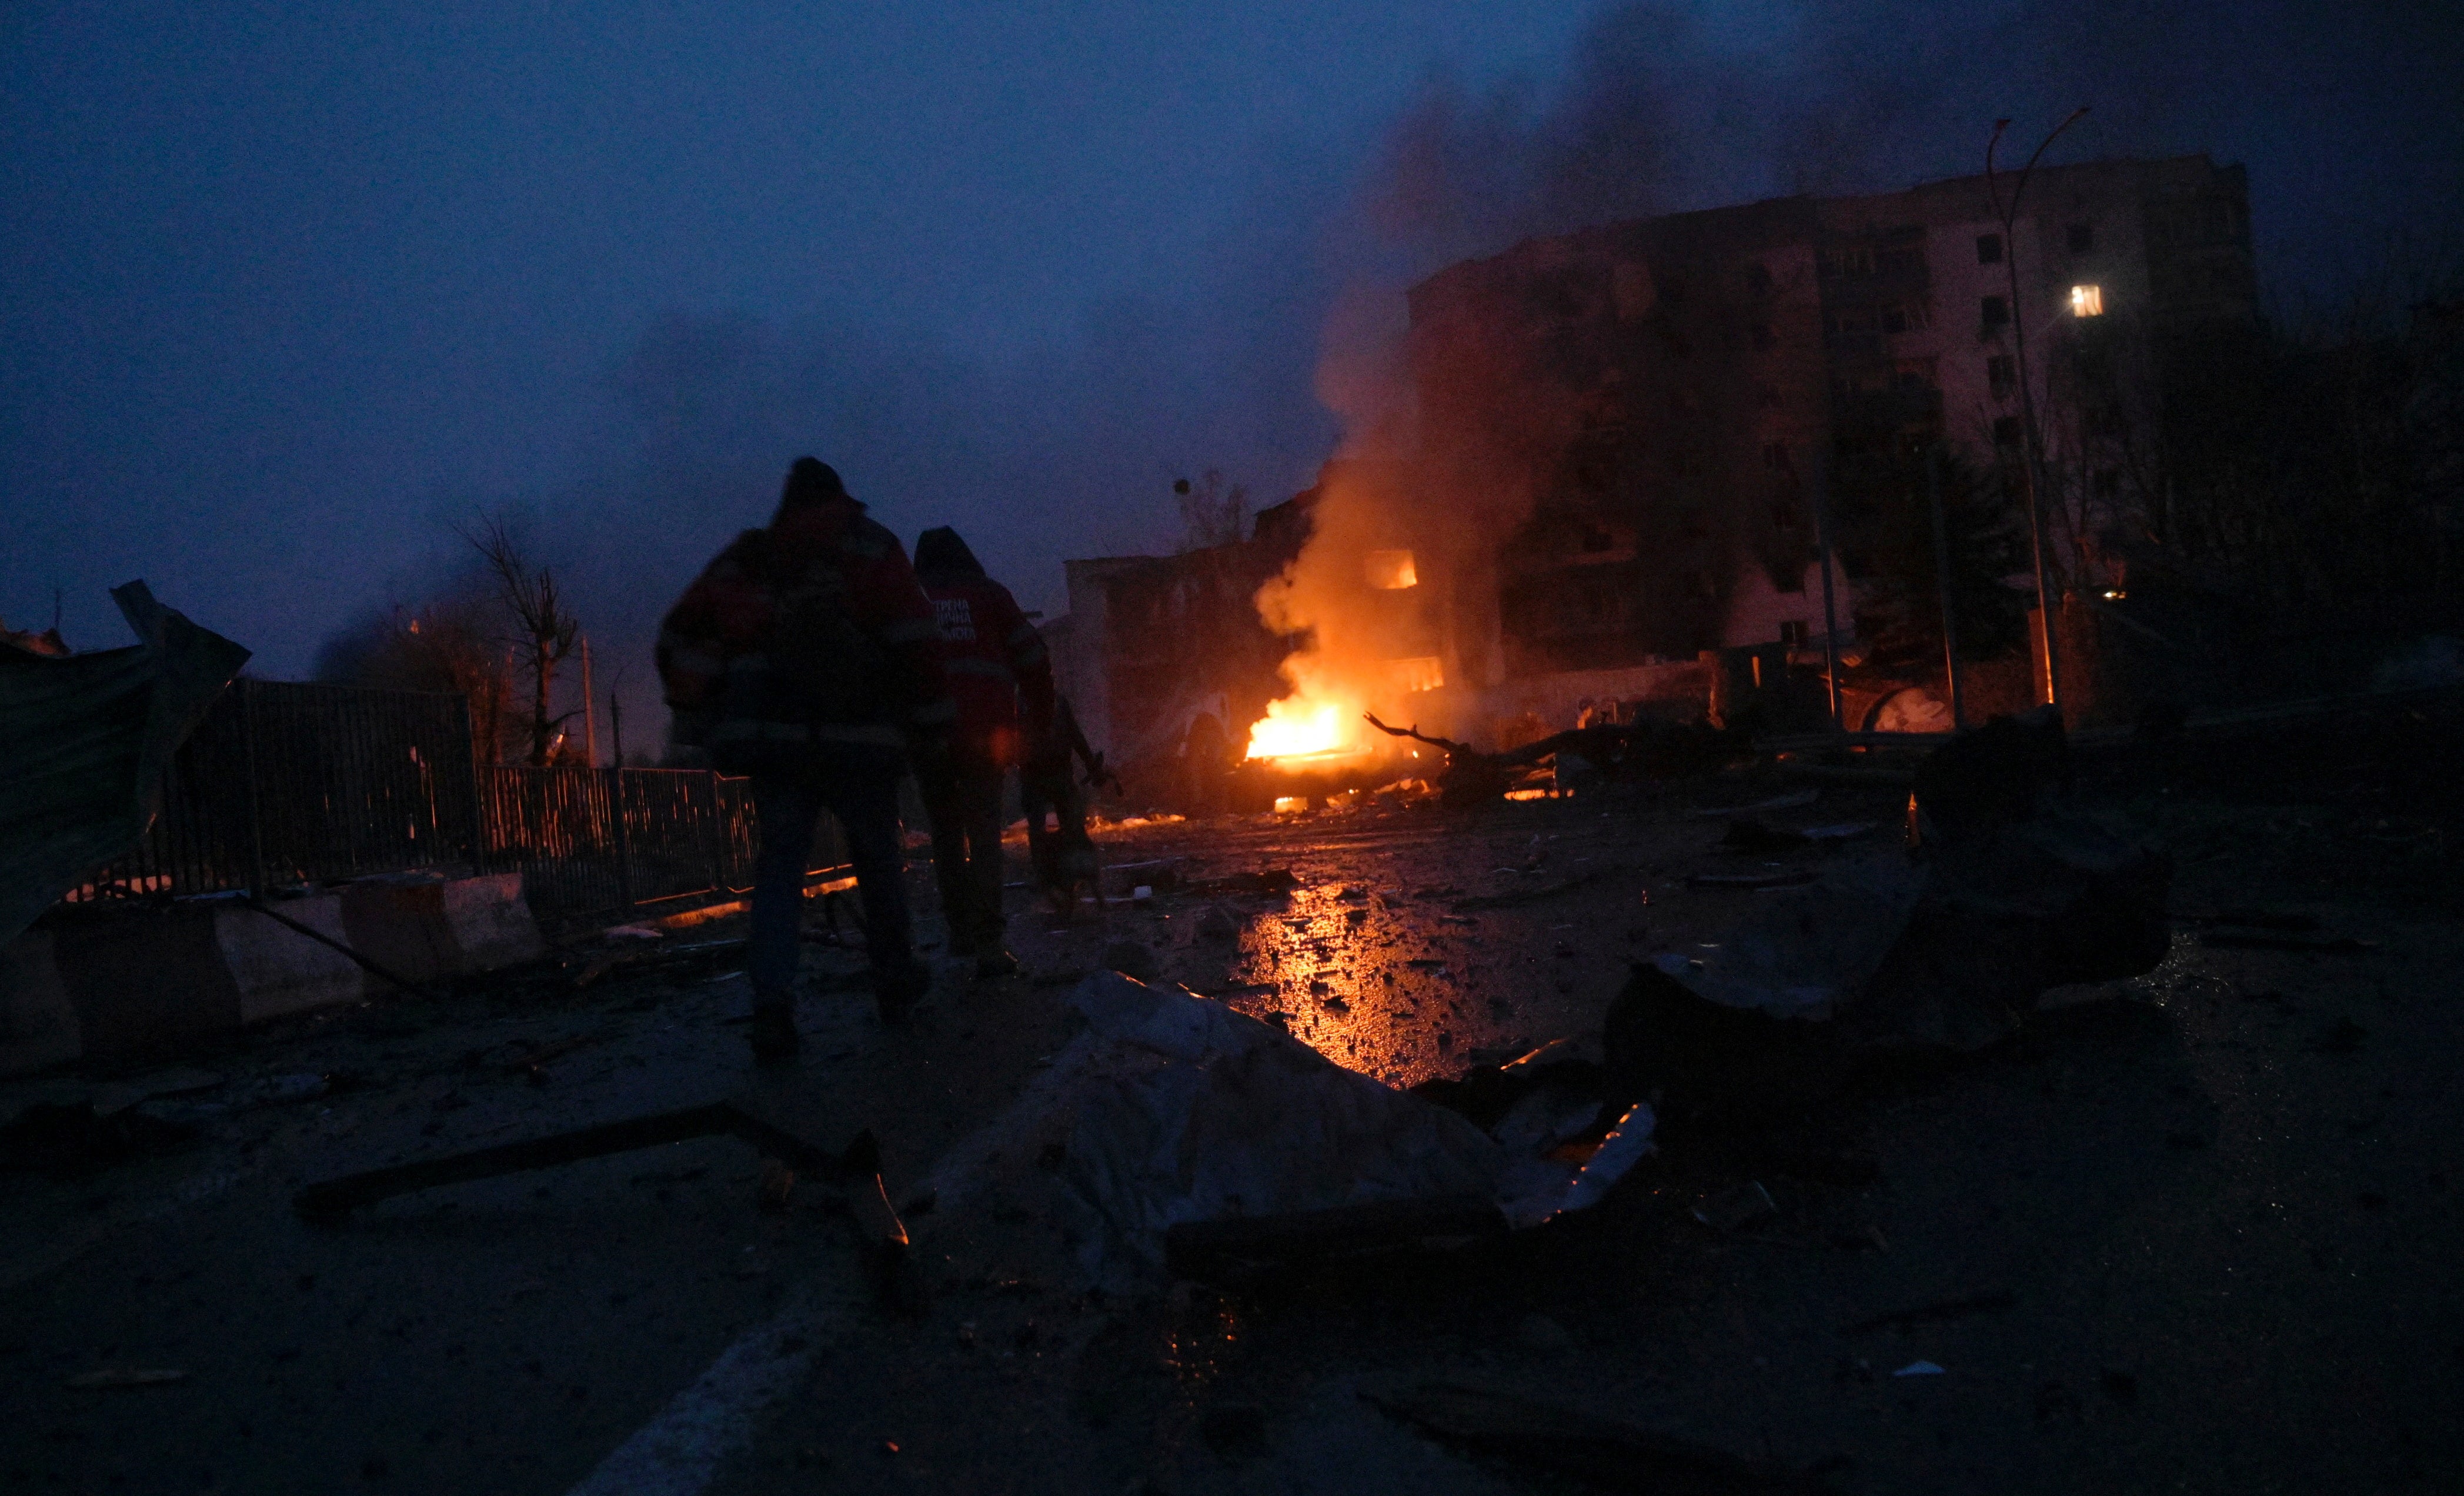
[{"x1": 1244, "y1": 696, "x2": 1353, "y2": 760}]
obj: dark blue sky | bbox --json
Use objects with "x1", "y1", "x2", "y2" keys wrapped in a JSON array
[{"x1": 6, "y1": 1, "x2": 2458, "y2": 695}]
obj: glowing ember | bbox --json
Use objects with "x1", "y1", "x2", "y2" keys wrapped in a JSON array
[{"x1": 1245, "y1": 698, "x2": 1354, "y2": 760}]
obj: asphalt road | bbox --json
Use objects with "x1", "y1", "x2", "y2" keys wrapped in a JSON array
[{"x1": 5, "y1": 762, "x2": 2459, "y2": 1494}]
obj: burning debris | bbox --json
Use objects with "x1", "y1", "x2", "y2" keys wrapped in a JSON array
[{"x1": 1361, "y1": 710, "x2": 1751, "y2": 805}]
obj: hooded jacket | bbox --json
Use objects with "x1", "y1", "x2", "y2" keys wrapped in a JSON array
[
  {"x1": 658, "y1": 491, "x2": 955, "y2": 763},
  {"x1": 913, "y1": 527, "x2": 1054, "y2": 766}
]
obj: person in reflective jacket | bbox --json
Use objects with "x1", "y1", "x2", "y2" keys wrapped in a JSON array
[
  {"x1": 658, "y1": 459, "x2": 956, "y2": 1056},
  {"x1": 913, "y1": 526, "x2": 1054, "y2": 979}
]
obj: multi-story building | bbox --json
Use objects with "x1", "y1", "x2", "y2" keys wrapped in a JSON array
[
  {"x1": 1048, "y1": 155, "x2": 2258, "y2": 769},
  {"x1": 1407, "y1": 153, "x2": 2257, "y2": 688}
]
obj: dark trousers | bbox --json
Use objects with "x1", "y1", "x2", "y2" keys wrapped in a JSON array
[
  {"x1": 923, "y1": 759, "x2": 1007, "y2": 949},
  {"x1": 749, "y1": 744, "x2": 916, "y2": 1006},
  {"x1": 1019, "y1": 759, "x2": 1081, "y2": 891}
]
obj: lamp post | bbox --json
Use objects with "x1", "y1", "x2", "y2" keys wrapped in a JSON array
[{"x1": 1986, "y1": 107, "x2": 2088, "y2": 716}]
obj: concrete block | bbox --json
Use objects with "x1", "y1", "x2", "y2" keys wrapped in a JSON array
[
  {"x1": 0, "y1": 929, "x2": 82, "y2": 1076},
  {"x1": 338, "y1": 878, "x2": 461, "y2": 986},
  {"x1": 216, "y1": 895, "x2": 365, "y2": 1024},
  {"x1": 440, "y1": 872, "x2": 544, "y2": 970},
  {"x1": 54, "y1": 904, "x2": 243, "y2": 1057}
]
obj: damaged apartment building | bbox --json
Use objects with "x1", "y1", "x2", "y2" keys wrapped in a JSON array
[{"x1": 1049, "y1": 154, "x2": 2258, "y2": 773}]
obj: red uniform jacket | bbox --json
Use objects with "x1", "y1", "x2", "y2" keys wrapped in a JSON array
[
  {"x1": 919, "y1": 570, "x2": 1054, "y2": 767},
  {"x1": 657, "y1": 497, "x2": 955, "y2": 760}
]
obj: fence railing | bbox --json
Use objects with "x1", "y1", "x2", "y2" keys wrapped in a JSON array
[{"x1": 66, "y1": 679, "x2": 847, "y2": 923}]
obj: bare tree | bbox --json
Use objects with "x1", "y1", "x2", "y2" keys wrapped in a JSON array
[{"x1": 459, "y1": 515, "x2": 582, "y2": 766}]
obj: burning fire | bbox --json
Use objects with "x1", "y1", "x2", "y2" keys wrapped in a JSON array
[{"x1": 1244, "y1": 696, "x2": 1354, "y2": 760}]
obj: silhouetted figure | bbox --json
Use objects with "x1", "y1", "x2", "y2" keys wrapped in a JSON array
[
  {"x1": 659, "y1": 458, "x2": 955, "y2": 1056},
  {"x1": 914, "y1": 526, "x2": 1054, "y2": 979}
]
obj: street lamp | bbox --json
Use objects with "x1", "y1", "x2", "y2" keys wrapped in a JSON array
[{"x1": 1986, "y1": 106, "x2": 2088, "y2": 716}]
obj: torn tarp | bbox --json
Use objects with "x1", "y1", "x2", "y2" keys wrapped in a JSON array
[
  {"x1": 1054, "y1": 974, "x2": 1655, "y2": 1282},
  {"x1": 0, "y1": 583, "x2": 251, "y2": 945}
]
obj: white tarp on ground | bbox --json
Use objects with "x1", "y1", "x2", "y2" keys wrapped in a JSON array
[{"x1": 1054, "y1": 973, "x2": 1655, "y2": 1279}]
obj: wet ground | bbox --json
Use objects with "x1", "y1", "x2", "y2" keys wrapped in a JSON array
[{"x1": 4, "y1": 736, "x2": 2460, "y2": 1494}]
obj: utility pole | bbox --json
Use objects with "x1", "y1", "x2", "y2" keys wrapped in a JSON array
[
  {"x1": 1927, "y1": 447, "x2": 1965, "y2": 728},
  {"x1": 1987, "y1": 107, "x2": 2087, "y2": 716},
  {"x1": 580, "y1": 636, "x2": 599, "y2": 769},
  {"x1": 1809, "y1": 445, "x2": 1845, "y2": 731}
]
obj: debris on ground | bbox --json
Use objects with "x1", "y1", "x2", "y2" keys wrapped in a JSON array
[
  {"x1": 1363, "y1": 712, "x2": 1750, "y2": 805},
  {"x1": 1028, "y1": 974, "x2": 1661, "y2": 1284},
  {"x1": 1098, "y1": 940, "x2": 1160, "y2": 983},
  {"x1": 1692, "y1": 1181, "x2": 1778, "y2": 1231},
  {"x1": 65, "y1": 1368, "x2": 191, "y2": 1390},
  {"x1": 1838, "y1": 1289, "x2": 2015, "y2": 1335},
  {"x1": 1361, "y1": 1380, "x2": 1832, "y2": 1494}
]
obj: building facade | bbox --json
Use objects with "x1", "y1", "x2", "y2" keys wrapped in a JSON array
[{"x1": 1406, "y1": 153, "x2": 2257, "y2": 685}]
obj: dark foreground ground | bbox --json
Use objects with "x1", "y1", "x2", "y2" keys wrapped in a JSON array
[{"x1": 4, "y1": 703, "x2": 2460, "y2": 1495}]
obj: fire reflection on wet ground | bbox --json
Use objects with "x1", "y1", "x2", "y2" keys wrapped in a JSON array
[{"x1": 1011, "y1": 797, "x2": 1722, "y2": 1088}]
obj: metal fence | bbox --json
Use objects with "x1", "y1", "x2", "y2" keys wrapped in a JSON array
[{"x1": 67, "y1": 679, "x2": 847, "y2": 922}]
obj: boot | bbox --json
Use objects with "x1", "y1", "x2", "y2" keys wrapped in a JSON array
[{"x1": 749, "y1": 1002, "x2": 800, "y2": 1061}]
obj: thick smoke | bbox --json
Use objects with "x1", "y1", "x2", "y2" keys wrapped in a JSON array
[
  {"x1": 306, "y1": 0, "x2": 2461, "y2": 754},
  {"x1": 1256, "y1": 0, "x2": 2464, "y2": 743}
]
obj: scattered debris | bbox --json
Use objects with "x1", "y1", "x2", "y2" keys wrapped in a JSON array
[
  {"x1": 1685, "y1": 870, "x2": 1819, "y2": 891},
  {"x1": 2199, "y1": 931, "x2": 2373, "y2": 954},
  {"x1": 1692, "y1": 1181, "x2": 1778, "y2": 1232},
  {"x1": 1451, "y1": 874, "x2": 1598, "y2": 911},
  {"x1": 1363, "y1": 712, "x2": 1749, "y2": 805},
  {"x1": 1099, "y1": 940, "x2": 1160, "y2": 983},
  {"x1": 1362, "y1": 1380, "x2": 1829, "y2": 1494},
  {"x1": 1, "y1": 1100, "x2": 198, "y2": 1176},
  {"x1": 1695, "y1": 790, "x2": 1821, "y2": 819},
  {"x1": 1838, "y1": 1288, "x2": 2015, "y2": 1335},
  {"x1": 65, "y1": 1368, "x2": 190, "y2": 1390}
]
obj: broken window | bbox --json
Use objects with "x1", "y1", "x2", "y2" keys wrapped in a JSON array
[
  {"x1": 1363, "y1": 550, "x2": 1418, "y2": 590},
  {"x1": 2067, "y1": 222, "x2": 2094, "y2": 253},
  {"x1": 1987, "y1": 354, "x2": 2016, "y2": 398},
  {"x1": 1779, "y1": 619, "x2": 1810, "y2": 644},
  {"x1": 1384, "y1": 656, "x2": 1444, "y2": 693},
  {"x1": 2069, "y1": 284, "x2": 2104, "y2": 317},
  {"x1": 1993, "y1": 415, "x2": 2024, "y2": 447},
  {"x1": 1976, "y1": 233, "x2": 2004, "y2": 265},
  {"x1": 1981, "y1": 295, "x2": 2010, "y2": 329}
]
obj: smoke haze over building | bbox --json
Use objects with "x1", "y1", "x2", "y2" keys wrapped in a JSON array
[{"x1": 4, "y1": 0, "x2": 2456, "y2": 732}]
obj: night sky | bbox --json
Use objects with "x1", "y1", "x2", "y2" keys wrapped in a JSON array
[{"x1": 6, "y1": 1, "x2": 2459, "y2": 712}]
